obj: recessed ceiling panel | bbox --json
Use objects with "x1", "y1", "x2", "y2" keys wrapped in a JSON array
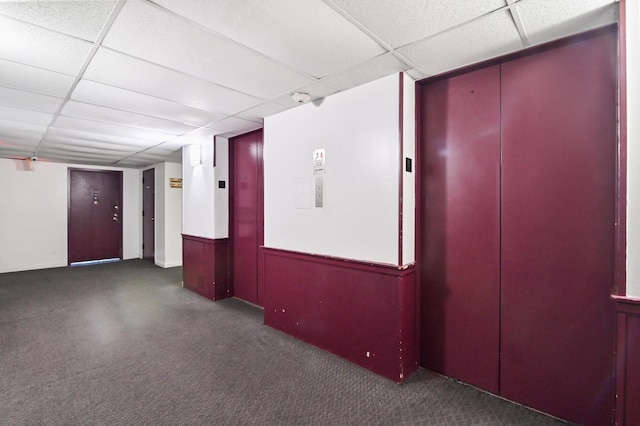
[
  {"x1": 61, "y1": 101, "x2": 198, "y2": 135},
  {"x1": 42, "y1": 135, "x2": 140, "y2": 153},
  {"x1": 53, "y1": 116, "x2": 175, "y2": 144},
  {"x1": 84, "y1": 48, "x2": 264, "y2": 115},
  {"x1": 0, "y1": 15, "x2": 93, "y2": 75},
  {"x1": 102, "y1": 0, "x2": 314, "y2": 99},
  {"x1": 517, "y1": 0, "x2": 618, "y2": 46},
  {"x1": 399, "y1": 10, "x2": 523, "y2": 77},
  {"x1": 330, "y1": 0, "x2": 507, "y2": 48},
  {"x1": 0, "y1": 60, "x2": 75, "y2": 98},
  {"x1": 0, "y1": 87, "x2": 63, "y2": 113},
  {"x1": 0, "y1": 105, "x2": 53, "y2": 126},
  {"x1": 154, "y1": 0, "x2": 385, "y2": 78},
  {"x1": 71, "y1": 80, "x2": 226, "y2": 126},
  {"x1": 0, "y1": 0, "x2": 117, "y2": 42}
]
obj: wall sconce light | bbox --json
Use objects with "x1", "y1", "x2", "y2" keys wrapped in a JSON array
[{"x1": 189, "y1": 144, "x2": 201, "y2": 166}]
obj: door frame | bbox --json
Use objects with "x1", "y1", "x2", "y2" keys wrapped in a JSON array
[
  {"x1": 67, "y1": 168, "x2": 123, "y2": 265},
  {"x1": 142, "y1": 168, "x2": 155, "y2": 263}
]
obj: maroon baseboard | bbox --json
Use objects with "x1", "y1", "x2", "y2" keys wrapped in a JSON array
[
  {"x1": 613, "y1": 295, "x2": 640, "y2": 425},
  {"x1": 262, "y1": 247, "x2": 418, "y2": 383},
  {"x1": 182, "y1": 235, "x2": 229, "y2": 301}
]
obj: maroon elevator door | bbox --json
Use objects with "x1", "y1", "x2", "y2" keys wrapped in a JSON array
[
  {"x1": 142, "y1": 168, "x2": 155, "y2": 262},
  {"x1": 420, "y1": 65, "x2": 501, "y2": 393},
  {"x1": 500, "y1": 30, "x2": 617, "y2": 425},
  {"x1": 68, "y1": 169, "x2": 122, "y2": 264},
  {"x1": 231, "y1": 130, "x2": 263, "y2": 306}
]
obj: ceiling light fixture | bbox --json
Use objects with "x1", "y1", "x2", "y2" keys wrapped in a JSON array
[{"x1": 291, "y1": 92, "x2": 311, "y2": 104}]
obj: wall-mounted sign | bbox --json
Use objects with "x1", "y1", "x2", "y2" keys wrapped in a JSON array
[
  {"x1": 169, "y1": 177, "x2": 182, "y2": 188},
  {"x1": 313, "y1": 148, "x2": 325, "y2": 207},
  {"x1": 313, "y1": 148, "x2": 325, "y2": 173}
]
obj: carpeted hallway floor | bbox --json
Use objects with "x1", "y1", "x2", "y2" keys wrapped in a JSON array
[{"x1": 0, "y1": 260, "x2": 566, "y2": 425}]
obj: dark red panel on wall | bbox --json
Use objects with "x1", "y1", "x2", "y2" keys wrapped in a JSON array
[
  {"x1": 231, "y1": 130, "x2": 263, "y2": 306},
  {"x1": 182, "y1": 235, "x2": 229, "y2": 301},
  {"x1": 263, "y1": 248, "x2": 417, "y2": 383},
  {"x1": 613, "y1": 297, "x2": 640, "y2": 425},
  {"x1": 500, "y1": 30, "x2": 617, "y2": 425},
  {"x1": 419, "y1": 65, "x2": 501, "y2": 393}
]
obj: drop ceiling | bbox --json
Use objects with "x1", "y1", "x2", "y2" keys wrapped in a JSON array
[{"x1": 0, "y1": 0, "x2": 619, "y2": 168}]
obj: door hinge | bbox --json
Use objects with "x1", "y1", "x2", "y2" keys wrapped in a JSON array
[
  {"x1": 142, "y1": 210, "x2": 145, "y2": 217},
  {"x1": 142, "y1": 243, "x2": 145, "y2": 249}
]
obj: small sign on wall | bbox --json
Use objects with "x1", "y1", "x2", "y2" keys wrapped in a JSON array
[
  {"x1": 313, "y1": 148, "x2": 325, "y2": 207},
  {"x1": 169, "y1": 177, "x2": 182, "y2": 188}
]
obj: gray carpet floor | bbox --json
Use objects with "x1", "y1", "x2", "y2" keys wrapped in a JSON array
[{"x1": 0, "y1": 260, "x2": 566, "y2": 425}]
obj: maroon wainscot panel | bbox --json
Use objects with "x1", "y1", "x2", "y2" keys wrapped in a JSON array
[
  {"x1": 262, "y1": 248, "x2": 417, "y2": 383},
  {"x1": 613, "y1": 296, "x2": 640, "y2": 426},
  {"x1": 182, "y1": 234, "x2": 229, "y2": 301}
]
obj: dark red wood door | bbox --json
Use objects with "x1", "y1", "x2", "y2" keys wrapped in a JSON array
[
  {"x1": 68, "y1": 169, "x2": 122, "y2": 264},
  {"x1": 142, "y1": 168, "x2": 155, "y2": 262},
  {"x1": 420, "y1": 65, "x2": 501, "y2": 393},
  {"x1": 500, "y1": 30, "x2": 617, "y2": 425},
  {"x1": 231, "y1": 130, "x2": 263, "y2": 306}
]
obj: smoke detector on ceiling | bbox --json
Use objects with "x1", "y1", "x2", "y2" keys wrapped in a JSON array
[{"x1": 291, "y1": 92, "x2": 311, "y2": 104}]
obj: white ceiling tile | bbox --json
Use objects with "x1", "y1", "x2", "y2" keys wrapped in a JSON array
[
  {"x1": 61, "y1": 101, "x2": 198, "y2": 135},
  {"x1": 0, "y1": 1, "x2": 116, "y2": 42},
  {"x1": 53, "y1": 116, "x2": 175, "y2": 144},
  {"x1": 0, "y1": 105, "x2": 53, "y2": 126},
  {"x1": 0, "y1": 15, "x2": 93, "y2": 75},
  {"x1": 42, "y1": 135, "x2": 139, "y2": 153},
  {"x1": 517, "y1": 0, "x2": 618, "y2": 46},
  {"x1": 399, "y1": 10, "x2": 523, "y2": 77},
  {"x1": 235, "y1": 102, "x2": 291, "y2": 122},
  {"x1": 84, "y1": 48, "x2": 264, "y2": 115},
  {"x1": 320, "y1": 53, "x2": 407, "y2": 92},
  {"x1": 209, "y1": 117, "x2": 262, "y2": 135},
  {"x1": 154, "y1": 0, "x2": 386, "y2": 78},
  {"x1": 330, "y1": 0, "x2": 507, "y2": 48},
  {"x1": 47, "y1": 127, "x2": 158, "y2": 148},
  {"x1": 0, "y1": 87, "x2": 63, "y2": 113},
  {"x1": 162, "y1": 127, "x2": 217, "y2": 149},
  {"x1": 38, "y1": 142, "x2": 133, "y2": 157},
  {"x1": 102, "y1": 0, "x2": 314, "y2": 99},
  {"x1": 0, "y1": 119, "x2": 47, "y2": 140},
  {"x1": 71, "y1": 80, "x2": 227, "y2": 126},
  {"x1": 0, "y1": 60, "x2": 75, "y2": 97}
]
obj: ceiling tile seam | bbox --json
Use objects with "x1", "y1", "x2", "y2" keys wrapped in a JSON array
[
  {"x1": 391, "y1": 2, "x2": 520, "y2": 53},
  {"x1": 0, "y1": 57, "x2": 76, "y2": 78},
  {"x1": 143, "y1": 0, "x2": 320, "y2": 81},
  {"x1": 56, "y1": 99, "x2": 204, "y2": 132},
  {"x1": 55, "y1": 113, "x2": 188, "y2": 138},
  {"x1": 97, "y1": 45, "x2": 270, "y2": 104},
  {"x1": 506, "y1": 0, "x2": 530, "y2": 47},
  {"x1": 33, "y1": 0, "x2": 129, "y2": 157},
  {"x1": 319, "y1": 0, "x2": 422, "y2": 73}
]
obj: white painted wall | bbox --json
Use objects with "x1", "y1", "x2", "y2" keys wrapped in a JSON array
[
  {"x1": 402, "y1": 74, "x2": 416, "y2": 266},
  {"x1": 627, "y1": 0, "x2": 640, "y2": 297},
  {"x1": 264, "y1": 74, "x2": 402, "y2": 265},
  {"x1": 182, "y1": 137, "x2": 229, "y2": 239},
  {"x1": 151, "y1": 162, "x2": 183, "y2": 268},
  {"x1": 0, "y1": 158, "x2": 141, "y2": 273}
]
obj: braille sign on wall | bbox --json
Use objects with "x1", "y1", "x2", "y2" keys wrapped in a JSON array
[
  {"x1": 169, "y1": 177, "x2": 182, "y2": 188},
  {"x1": 313, "y1": 148, "x2": 325, "y2": 207}
]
